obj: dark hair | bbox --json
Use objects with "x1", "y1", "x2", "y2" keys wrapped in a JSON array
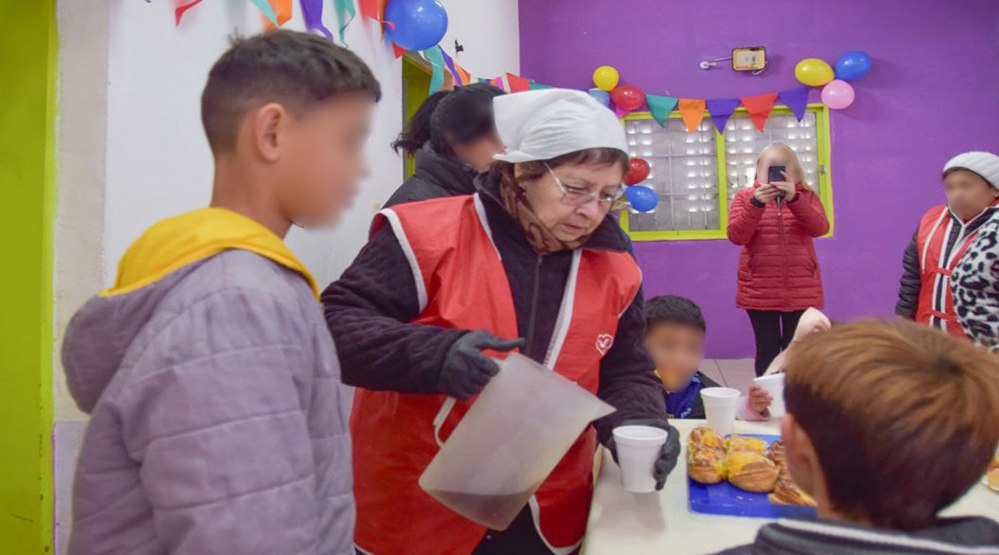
[
  {"x1": 644, "y1": 296, "x2": 707, "y2": 333},
  {"x1": 489, "y1": 148, "x2": 630, "y2": 192},
  {"x1": 392, "y1": 83, "x2": 505, "y2": 157},
  {"x1": 201, "y1": 30, "x2": 381, "y2": 154},
  {"x1": 785, "y1": 319, "x2": 999, "y2": 530}
]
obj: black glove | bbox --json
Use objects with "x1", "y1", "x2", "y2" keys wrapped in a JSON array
[
  {"x1": 438, "y1": 331, "x2": 524, "y2": 400},
  {"x1": 608, "y1": 419, "x2": 682, "y2": 491}
]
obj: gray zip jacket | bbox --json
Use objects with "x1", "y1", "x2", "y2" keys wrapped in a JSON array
[{"x1": 62, "y1": 244, "x2": 355, "y2": 555}]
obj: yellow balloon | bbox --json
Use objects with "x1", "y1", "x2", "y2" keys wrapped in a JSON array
[
  {"x1": 795, "y1": 58, "x2": 834, "y2": 87},
  {"x1": 593, "y1": 66, "x2": 620, "y2": 92}
]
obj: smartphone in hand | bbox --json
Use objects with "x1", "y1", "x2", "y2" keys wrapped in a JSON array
[{"x1": 767, "y1": 165, "x2": 787, "y2": 198}]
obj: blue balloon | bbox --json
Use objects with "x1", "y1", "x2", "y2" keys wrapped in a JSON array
[
  {"x1": 385, "y1": 0, "x2": 449, "y2": 52},
  {"x1": 625, "y1": 185, "x2": 659, "y2": 213},
  {"x1": 834, "y1": 50, "x2": 872, "y2": 81},
  {"x1": 588, "y1": 88, "x2": 611, "y2": 107}
]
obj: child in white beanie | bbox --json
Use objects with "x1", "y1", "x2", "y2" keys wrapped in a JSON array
[{"x1": 895, "y1": 150, "x2": 999, "y2": 338}]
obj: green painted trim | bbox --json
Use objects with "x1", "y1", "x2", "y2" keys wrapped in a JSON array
[
  {"x1": 620, "y1": 105, "x2": 834, "y2": 241},
  {"x1": 0, "y1": 0, "x2": 56, "y2": 551},
  {"x1": 401, "y1": 54, "x2": 432, "y2": 179}
]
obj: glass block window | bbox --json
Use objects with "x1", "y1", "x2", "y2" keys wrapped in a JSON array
[
  {"x1": 620, "y1": 105, "x2": 832, "y2": 241},
  {"x1": 625, "y1": 118, "x2": 719, "y2": 233}
]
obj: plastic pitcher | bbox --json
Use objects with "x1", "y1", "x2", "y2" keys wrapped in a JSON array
[{"x1": 419, "y1": 352, "x2": 616, "y2": 530}]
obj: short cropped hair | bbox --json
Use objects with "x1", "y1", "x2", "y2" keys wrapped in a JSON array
[
  {"x1": 784, "y1": 320, "x2": 999, "y2": 530},
  {"x1": 644, "y1": 295, "x2": 707, "y2": 333},
  {"x1": 201, "y1": 30, "x2": 381, "y2": 154}
]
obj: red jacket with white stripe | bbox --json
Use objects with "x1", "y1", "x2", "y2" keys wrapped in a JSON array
[{"x1": 727, "y1": 183, "x2": 830, "y2": 312}]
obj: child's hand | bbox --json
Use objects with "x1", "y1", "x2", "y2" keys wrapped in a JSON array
[{"x1": 748, "y1": 385, "x2": 772, "y2": 414}]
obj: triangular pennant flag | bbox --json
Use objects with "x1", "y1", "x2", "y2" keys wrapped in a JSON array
[
  {"x1": 705, "y1": 98, "x2": 741, "y2": 133},
  {"x1": 300, "y1": 0, "x2": 333, "y2": 40},
  {"x1": 440, "y1": 49, "x2": 463, "y2": 86},
  {"x1": 391, "y1": 42, "x2": 407, "y2": 58},
  {"x1": 491, "y1": 76, "x2": 507, "y2": 91},
  {"x1": 740, "y1": 92, "x2": 779, "y2": 131},
  {"x1": 678, "y1": 98, "x2": 707, "y2": 132},
  {"x1": 332, "y1": 0, "x2": 357, "y2": 43},
  {"x1": 778, "y1": 87, "x2": 810, "y2": 122},
  {"x1": 358, "y1": 0, "x2": 383, "y2": 19},
  {"x1": 506, "y1": 73, "x2": 531, "y2": 93},
  {"x1": 646, "y1": 94, "x2": 679, "y2": 127},
  {"x1": 249, "y1": 0, "x2": 280, "y2": 26},
  {"x1": 477, "y1": 78, "x2": 491, "y2": 84},
  {"x1": 529, "y1": 82, "x2": 553, "y2": 90},
  {"x1": 175, "y1": 0, "x2": 206, "y2": 26},
  {"x1": 422, "y1": 46, "x2": 446, "y2": 94},
  {"x1": 455, "y1": 64, "x2": 471, "y2": 87},
  {"x1": 614, "y1": 105, "x2": 630, "y2": 118},
  {"x1": 263, "y1": 0, "x2": 292, "y2": 30}
]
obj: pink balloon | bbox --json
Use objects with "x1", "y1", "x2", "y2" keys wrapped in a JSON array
[{"x1": 821, "y1": 79, "x2": 855, "y2": 110}]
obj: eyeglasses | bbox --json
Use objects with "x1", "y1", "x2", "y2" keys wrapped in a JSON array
[{"x1": 544, "y1": 163, "x2": 626, "y2": 210}]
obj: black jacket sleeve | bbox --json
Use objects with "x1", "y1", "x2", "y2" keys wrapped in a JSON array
[
  {"x1": 321, "y1": 225, "x2": 467, "y2": 393},
  {"x1": 895, "y1": 228, "x2": 921, "y2": 319},
  {"x1": 593, "y1": 287, "x2": 667, "y2": 447}
]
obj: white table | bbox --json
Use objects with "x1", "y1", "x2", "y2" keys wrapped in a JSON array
[{"x1": 583, "y1": 419, "x2": 999, "y2": 555}]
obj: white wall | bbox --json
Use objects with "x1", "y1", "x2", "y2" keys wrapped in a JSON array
[
  {"x1": 53, "y1": 1, "x2": 519, "y2": 552},
  {"x1": 101, "y1": 0, "x2": 520, "y2": 289}
]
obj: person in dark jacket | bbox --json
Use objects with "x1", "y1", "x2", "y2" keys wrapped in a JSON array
[
  {"x1": 896, "y1": 151, "x2": 999, "y2": 338},
  {"x1": 385, "y1": 83, "x2": 505, "y2": 207},
  {"x1": 727, "y1": 143, "x2": 829, "y2": 376},
  {"x1": 324, "y1": 89, "x2": 678, "y2": 555},
  {"x1": 714, "y1": 320, "x2": 999, "y2": 555}
]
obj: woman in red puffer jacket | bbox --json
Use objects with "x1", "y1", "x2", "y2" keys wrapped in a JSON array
[{"x1": 727, "y1": 143, "x2": 830, "y2": 376}]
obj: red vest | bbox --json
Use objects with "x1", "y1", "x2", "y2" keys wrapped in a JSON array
[
  {"x1": 351, "y1": 195, "x2": 641, "y2": 555},
  {"x1": 915, "y1": 204, "x2": 991, "y2": 338}
]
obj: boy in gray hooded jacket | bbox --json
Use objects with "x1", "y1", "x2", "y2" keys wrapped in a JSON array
[{"x1": 61, "y1": 31, "x2": 380, "y2": 555}]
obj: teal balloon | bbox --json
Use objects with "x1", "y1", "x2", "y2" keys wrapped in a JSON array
[
  {"x1": 625, "y1": 185, "x2": 658, "y2": 212},
  {"x1": 588, "y1": 88, "x2": 611, "y2": 107},
  {"x1": 385, "y1": 0, "x2": 449, "y2": 52},
  {"x1": 834, "y1": 50, "x2": 872, "y2": 81}
]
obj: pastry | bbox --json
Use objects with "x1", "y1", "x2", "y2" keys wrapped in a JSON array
[
  {"x1": 726, "y1": 450, "x2": 779, "y2": 493},
  {"x1": 767, "y1": 441, "x2": 787, "y2": 469},
  {"x1": 769, "y1": 474, "x2": 817, "y2": 507},
  {"x1": 988, "y1": 454, "x2": 999, "y2": 491},
  {"x1": 688, "y1": 447, "x2": 727, "y2": 485},
  {"x1": 689, "y1": 426, "x2": 726, "y2": 451},
  {"x1": 728, "y1": 435, "x2": 768, "y2": 455}
]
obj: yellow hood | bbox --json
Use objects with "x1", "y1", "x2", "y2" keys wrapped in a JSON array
[{"x1": 101, "y1": 208, "x2": 318, "y2": 299}]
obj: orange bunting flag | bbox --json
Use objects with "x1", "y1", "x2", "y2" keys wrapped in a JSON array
[
  {"x1": 358, "y1": 0, "x2": 385, "y2": 20},
  {"x1": 263, "y1": 0, "x2": 293, "y2": 29},
  {"x1": 506, "y1": 73, "x2": 531, "y2": 93},
  {"x1": 455, "y1": 64, "x2": 471, "y2": 87},
  {"x1": 740, "y1": 92, "x2": 779, "y2": 131},
  {"x1": 678, "y1": 98, "x2": 707, "y2": 132}
]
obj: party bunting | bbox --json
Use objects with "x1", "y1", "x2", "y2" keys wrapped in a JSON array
[
  {"x1": 778, "y1": 87, "x2": 810, "y2": 122},
  {"x1": 174, "y1": 0, "x2": 206, "y2": 26},
  {"x1": 646, "y1": 94, "x2": 679, "y2": 127},
  {"x1": 614, "y1": 105, "x2": 630, "y2": 118},
  {"x1": 740, "y1": 92, "x2": 779, "y2": 131},
  {"x1": 300, "y1": 0, "x2": 333, "y2": 40},
  {"x1": 506, "y1": 73, "x2": 531, "y2": 93},
  {"x1": 678, "y1": 98, "x2": 707, "y2": 132},
  {"x1": 249, "y1": 0, "x2": 280, "y2": 26},
  {"x1": 262, "y1": 0, "x2": 292, "y2": 29},
  {"x1": 440, "y1": 49, "x2": 472, "y2": 87},
  {"x1": 529, "y1": 82, "x2": 553, "y2": 90},
  {"x1": 422, "y1": 46, "x2": 446, "y2": 94},
  {"x1": 332, "y1": 0, "x2": 357, "y2": 43},
  {"x1": 392, "y1": 43, "x2": 408, "y2": 58},
  {"x1": 358, "y1": 0, "x2": 385, "y2": 20},
  {"x1": 704, "y1": 98, "x2": 740, "y2": 133}
]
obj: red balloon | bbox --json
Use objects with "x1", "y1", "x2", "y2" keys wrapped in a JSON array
[
  {"x1": 611, "y1": 85, "x2": 646, "y2": 111},
  {"x1": 624, "y1": 158, "x2": 651, "y2": 185}
]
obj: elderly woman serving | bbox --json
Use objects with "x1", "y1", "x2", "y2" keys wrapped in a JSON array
[{"x1": 323, "y1": 89, "x2": 679, "y2": 555}]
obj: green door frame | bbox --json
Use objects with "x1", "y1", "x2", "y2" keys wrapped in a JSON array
[{"x1": 0, "y1": 0, "x2": 57, "y2": 552}]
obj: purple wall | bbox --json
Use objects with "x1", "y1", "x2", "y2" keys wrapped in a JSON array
[{"x1": 519, "y1": 0, "x2": 999, "y2": 357}]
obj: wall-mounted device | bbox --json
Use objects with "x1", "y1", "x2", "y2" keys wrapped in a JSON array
[{"x1": 699, "y1": 46, "x2": 767, "y2": 75}]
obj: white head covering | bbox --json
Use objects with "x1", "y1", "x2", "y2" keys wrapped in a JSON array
[
  {"x1": 492, "y1": 88, "x2": 629, "y2": 163},
  {"x1": 943, "y1": 151, "x2": 999, "y2": 190}
]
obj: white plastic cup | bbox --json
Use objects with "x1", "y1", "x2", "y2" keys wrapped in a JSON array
[
  {"x1": 753, "y1": 373, "x2": 786, "y2": 418},
  {"x1": 700, "y1": 387, "x2": 741, "y2": 436},
  {"x1": 613, "y1": 425, "x2": 668, "y2": 493}
]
